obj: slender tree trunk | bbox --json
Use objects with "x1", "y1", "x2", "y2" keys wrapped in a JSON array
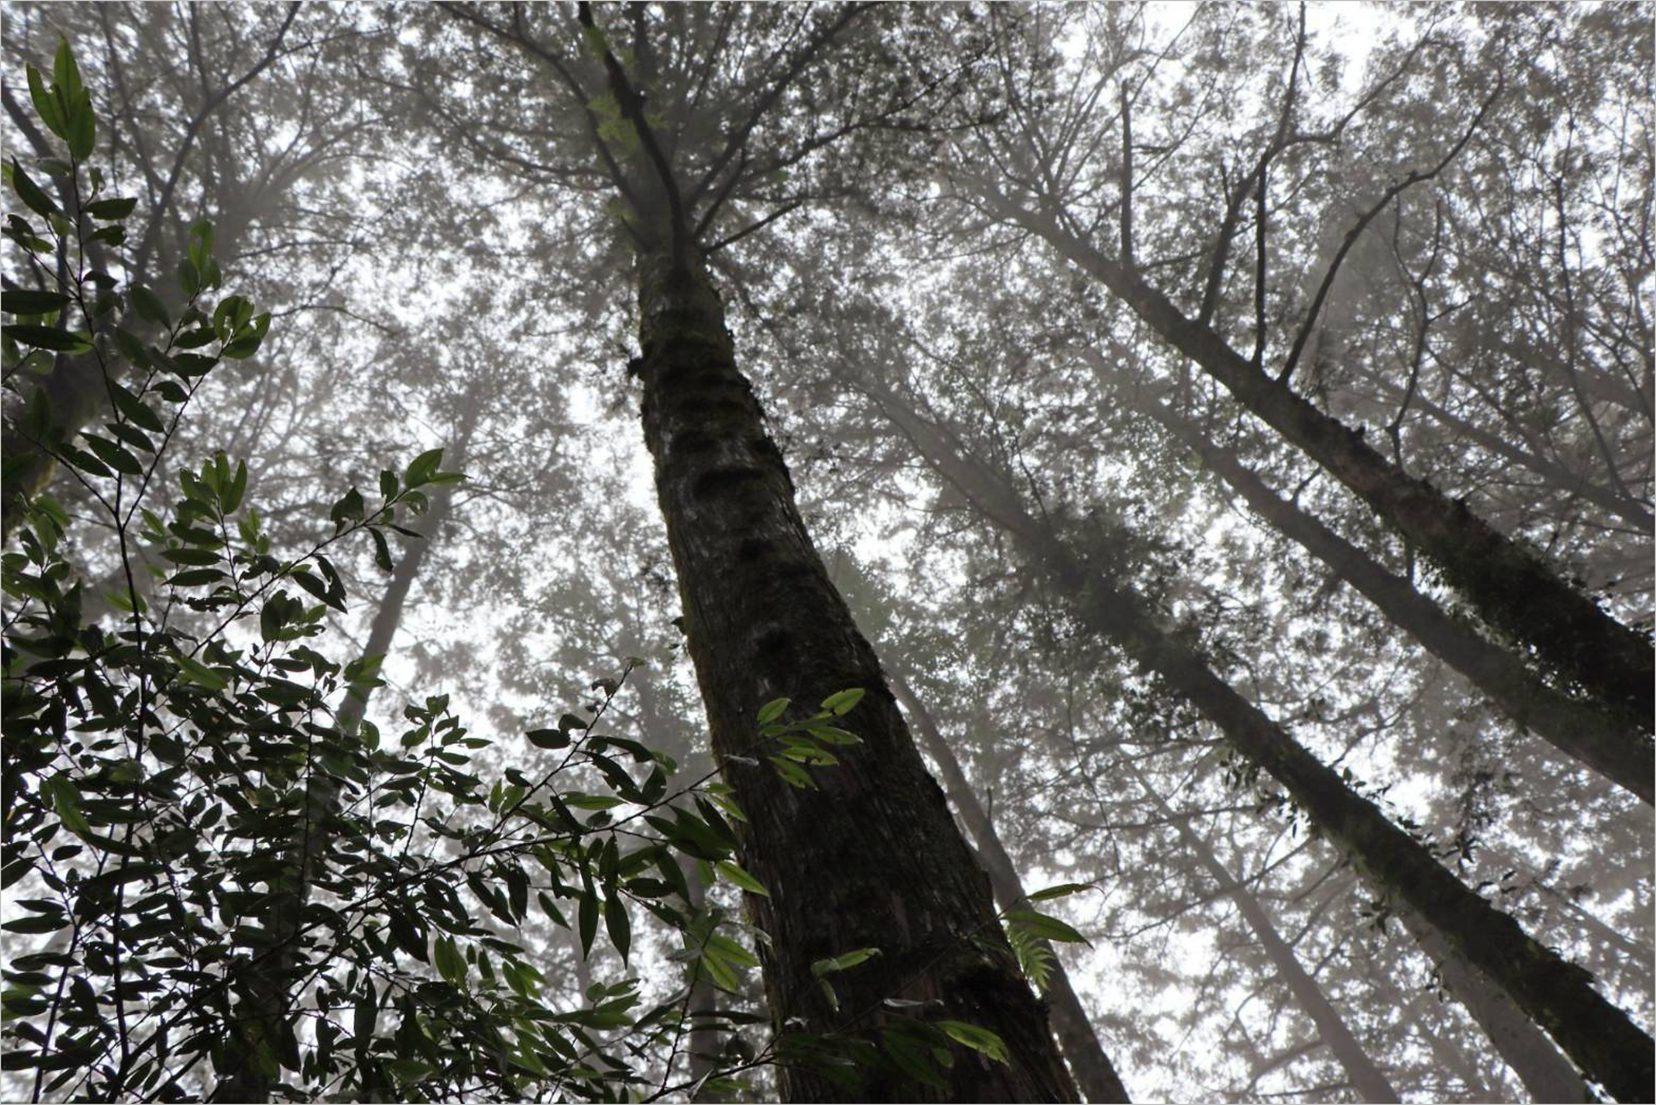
[
  {"x1": 967, "y1": 182, "x2": 1653, "y2": 721},
  {"x1": 865, "y1": 380, "x2": 1655, "y2": 1102},
  {"x1": 633, "y1": 250, "x2": 1076, "y2": 1102},
  {"x1": 886, "y1": 668, "x2": 1131, "y2": 1103},
  {"x1": 683, "y1": 868, "x2": 722, "y2": 1095},
  {"x1": 1399, "y1": 907, "x2": 1589, "y2": 1103},
  {"x1": 628, "y1": 655, "x2": 724, "y2": 1095},
  {"x1": 1401, "y1": 988, "x2": 1496, "y2": 1102},
  {"x1": 211, "y1": 397, "x2": 476, "y2": 1102},
  {"x1": 1126, "y1": 763, "x2": 1399, "y2": 1103},
  {"x1": 1108, "y1": 373, "x2": 1653, "y2": 800}
]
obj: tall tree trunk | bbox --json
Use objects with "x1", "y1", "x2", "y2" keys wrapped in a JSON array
[
  {"x1": 627, "y1": 653, "x2": 724, "y2": 1096},
  {"x1": 633, "y1": 250, "x2": 1076, "y2": 1102},
  {"x1": 682, "y1": 868, "x2": 722, "y2": 1095},
  {"x1": 967, "y1": 182, "x2": 1653, "y2": 721},
  {"x1": 211, "y1": 396, "x2": 476, "y2": 1102},
  {"x1": 1398, "y1": 907, "x2": 1589, "y2": 1103},
  {"x1": 1107, "y1": 373, "x2": 1652, "y2": 801},
  {"x1": 1126, "y1": 762, "x2": 1399, "y2": 1103},
  {"x1": 1401, "y1": 988, "x2": 1496, "y2": 1102},
  {"x1": 864, "y1": 380, "x2": 1654, "y2": 1102},
  {"x1": 885, "y1": 668, "x2": 1131, "y2": 1103}
]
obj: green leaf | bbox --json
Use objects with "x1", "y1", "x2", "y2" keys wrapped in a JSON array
[
  {"x1": 404, "y1": 447, "x2": 443, "y2": 487},
  {"x1": 432, "y1": 935, "x2": 465, "y2": 986},
  {"x1": 936, "y1": 1020, "x2": 1009, "y2": 1063},
  {"x1": 716, "y1": 860, "x2": 769, "y2": 898},
  {"x1": 27, "y1": 66, "x2": 65, "y2": 139},
  {"x1": 3, "y1": 289, "x2": 70, "y2": 316},
  {"x1": 1027, "y1": 882, "x2": 1096, "y2": 903},
  {"x1": 526, "y1": 728, "x2": 571, "y2": 750},
  {"x1": 578, "y1": 889, "x2": 599, "y2": 957},
  {"x1": 604, "y1": 894, "x2": 631, "y2": 964},
  {"x1": 223, "y1": 459, "x2": 247, "y2": 513},
  {"x1": 176, "y1": 654, "x2": 227, "y2": 692},
  {"x1": 1005, "y1": 909, "x2": 1091, "y2": 946},
  {"x1": 85, "y1": 196, "x2": 136, "y2": 220},
  {"x1": 811, "y1": 947, "x2": 881, "y2": 976},
  {"x1": 757, "y1": 697, "x2": 789, "y2": 724},
  {"x1": 4, "y1": 324, "x2": 87, "y2": 352},
  {"x1": 130, "y1": 284, "x2": 169, "y2": 328},
  {"x1": 220, "y1": 313, "x2": 269, "y2": 360},
  {"x1": 42, "y1": 775, "x2": 90, "y2": 836},
  {"x1": 8, "y1": 160, "x2": 59, "y2": 219},
  {"x1": 353, "y1": 982, "x2": 376, "y2": 1042},
  {"x1": 821, "y1": 687, "x2": 865, "y2": 716}
]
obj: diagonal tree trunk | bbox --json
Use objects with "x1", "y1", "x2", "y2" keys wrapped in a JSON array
[
  {"x1": 1125, "y1": 762, "x2": 1400, "y2": 1103},
  {"x1": 965, "y1": 182, "x2": 1653, "y2": 723},
  {"x1": 634, "y1": 249, "x2": 1076, "y2": 1101},
  {"x1": 885, "y1": 667, "x2": 1131, "y2": 1103},
  {"x1": 1103, "y1": 369, "x2": 1652, "y2": 801},
  {"x1": 1398, "y1": 907, "x2": 1589, "y2": 1103},
  {"x1": 862, "y1": 378, "x2": 1654, "y2": 1102}
]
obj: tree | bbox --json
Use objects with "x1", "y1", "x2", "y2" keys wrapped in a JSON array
[
  {"x1": 405, "y1": 4, "x2": 1084, "y2": 1098},
  {"x1": 851, "y1": 362, "x2": 1651, "y2": 1100},
  {"x1": 948, "y1": 4, "x2": 1652, "y2": 722}
]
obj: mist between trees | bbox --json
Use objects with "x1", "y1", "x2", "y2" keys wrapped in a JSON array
[{"x1": 0, "y1": 3, "x2": 1650, "y2": 1103}]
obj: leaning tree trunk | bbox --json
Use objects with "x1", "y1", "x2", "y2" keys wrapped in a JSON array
[
  {"x1": 633, "y1": 250, "x2": 1076, "y2": 1102},
  {"x1": 211, "y1": 398, "x2": 475, "y2": 1102},
  {"x1": 886, "y1": 668, "x2": 1131, "y2": 1103},
  {"x1": 1398, "y1": 906, "x2": 1589, "y2": 1103},
  {"x1": 1108, "y1": 372, "x2": 1652, "y2": 802},
  {"x1": 969, "y1": 183, "x2": 1653, "y2": 722},
  {"x1": 1127, "y1": 762, "x2": 1400, "y2": 1103},
  {"x1": 864, "y1": 380, "x2": 1654, "y2": 1102}
]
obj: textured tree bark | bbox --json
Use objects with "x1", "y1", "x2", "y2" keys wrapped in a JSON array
[
  {"x1": 868, "y1": 383, "x2": 1655, "y2": 1102},
  {"x1": 1399, "y1": 907, "x2": 1589, "y2": 1103},
  {"x1": 886, "y1": 668, "x2": 1132, "y2": 1103},
  {"x1": 212, "y1": 400, "x2": 474, "y2": 1102},
  {"x1": 1113, "y1": 376, "x2": 1653, "y2": 801},
  {"x1": 635, "y1": 250, "x2": 1076, "y2": 1102},
  {"x1": 1128, "y1": 764, "x2": 1399, "y2": 1103},
  {"x1": 968, "y1": 182, "x2": 1653, "y2": 723}
]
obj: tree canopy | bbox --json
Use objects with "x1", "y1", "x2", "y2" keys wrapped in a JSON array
[{"x1": 2, "y1": 4, "x2": 1650, "y2": 1103}]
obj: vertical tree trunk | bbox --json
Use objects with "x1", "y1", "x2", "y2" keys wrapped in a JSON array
[
  {"x1": 1398, "y1": 908, "x2": 1590, "y2": 1103},
  {"x1": 212, "y1": 396, "x2": 476, "y2": 1102},
  {"x1": 682, "y1": 868, "x2": 722, "y2": 1094},
  {"x1": 969, "y1": 184, "x2": 1653, "y2": 721},
  {"x1": 886, "y1": 668, "x2": 1131, "y2": 1103},
  {"x1": 1126, "y1": 763, "x2": 1400, "y2": 1103},
  {"x1": 865, "y1": 381, "x2": 1654, "y2": 1102},
  {"x1": 634, "y1": 251, "x2": 1076, "y2": 1102},
  {"x1": 1111, "y1": 374, "x2": 1652, "y2": 801}
]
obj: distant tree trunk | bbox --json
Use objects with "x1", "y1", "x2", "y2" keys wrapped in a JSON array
[
  {"x1": 628, "y1": 657, "x2": 723, "y2": 1095},
  {"x1": 1401, "y1": 988, "x2": 1496, "y2": 1102},
  {"x1": 1110, "y1": 374, "x2": 1652, "y2": 801},
  {"x1": 968, "y1": 182, "x2": 1653, "y2": 722},
  {"x1": 211, "y1": 395, "x2": 476, "y2": 1102},
  {"x1": 885, "y1": 668, "x2": 1131, "y2": 1103},
  {"x1": 1398, "y1": 908, "x2": 1590, "y2": 1103},
  {"x1": 864, "y1": 379, "x2": 1654, "y2": 1102},
  {"x1": 682, "y1": 868, "x2": 722, "y2": 1094},
  {"x1": 1126, "y1": 762, "x2": 1399, "y2": 1103},
  {"x1": 633, "y1": 249, "x2": 1076, "y2": 1102}
]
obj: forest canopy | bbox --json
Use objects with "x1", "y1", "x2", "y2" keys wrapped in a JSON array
[{"x1": 1, "y1": 3, "x2": 1651, "y2": 1103}]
